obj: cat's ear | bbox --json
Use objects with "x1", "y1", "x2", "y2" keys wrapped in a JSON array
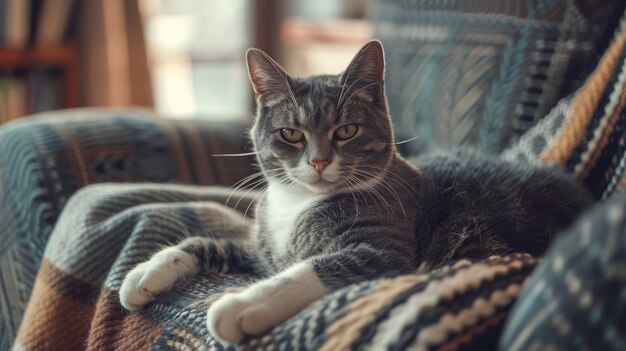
[
  {"x1": 340, "y1": 40, "x2": 385, "y2": 103},
  {"x1": 246, "y1": 48, "x2": 296, "y2": 103}
]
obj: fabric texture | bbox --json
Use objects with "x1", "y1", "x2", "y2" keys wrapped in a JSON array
[
  {"x1": 503, "y1": 5, "x2": 626, "y2": 200},
  {"x1": 499, "y1": 190, "x2": 626, "y2": 351},
  {"x1": 0, "y1": 109, "x2": 255, "y2": 349},
  {"x1": 372, "y1": 0, "x2": 604, "y2": 155},
  {"x1": 14, "y1": 182, "x2": 540, "y2": 350}
]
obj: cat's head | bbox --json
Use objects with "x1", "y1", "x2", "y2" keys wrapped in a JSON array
[{"x1": 246, "y1": 40, "x2": 394, "y2": 194}]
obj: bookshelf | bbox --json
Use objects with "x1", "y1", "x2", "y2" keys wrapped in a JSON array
[
  {"x1": 0, "y1": 43, "x2": 79, "y2": 110},
  {"x1": 0, "y1": 0, "x2": 78, "y2": 123}
]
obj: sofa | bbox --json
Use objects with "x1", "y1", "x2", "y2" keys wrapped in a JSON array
[{"x1": 3, "y1": 1, "x2": 626, "y2": 350}]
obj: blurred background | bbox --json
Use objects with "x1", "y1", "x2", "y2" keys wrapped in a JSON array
[
  {"x1": 0, "y1": 0, "x2": 370, "y2": 123},
  {"x1": 0, "y1": 0, "x2": 618, "y2": 153}
]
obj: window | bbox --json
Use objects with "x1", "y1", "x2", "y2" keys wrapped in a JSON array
[{"x1": 143, "y1": 0, "x2": 251, "y2": 120}]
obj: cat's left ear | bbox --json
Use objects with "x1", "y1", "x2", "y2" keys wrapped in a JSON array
[{"x1": 340, "y1": 40, "x2": 385, "y2": 103}]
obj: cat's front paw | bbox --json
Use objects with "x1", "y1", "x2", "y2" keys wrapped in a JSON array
[
  {"x1": 119, "y1": 247, "x2": 199, "y2": 311},
  {"x1": 206, "y1": 293, "x2": 274, "y2": 344}
]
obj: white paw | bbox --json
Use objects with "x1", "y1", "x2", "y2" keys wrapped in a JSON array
[
  {"x1": 206, "y1": 292, "x2": 274, "y2": 344},
  {"x1": 205, "y1": 262, "x2": 329, "y2": 344},
  {"x1": 119, "y1": 248, "x2": 199, "y2": 311}
]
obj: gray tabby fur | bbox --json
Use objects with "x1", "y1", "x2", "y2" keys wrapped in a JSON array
[{"x1": 184, "y1": 40, "x2": 591, "y2": 283}]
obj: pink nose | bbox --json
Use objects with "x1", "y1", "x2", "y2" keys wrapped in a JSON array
[{"x1": 310, "y1": 159, "x2": 329, "y2": 173}]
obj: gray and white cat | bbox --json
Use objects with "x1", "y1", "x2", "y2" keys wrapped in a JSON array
[{"x1": 119, "y1": 41, "x2": 593, "y2": 344}]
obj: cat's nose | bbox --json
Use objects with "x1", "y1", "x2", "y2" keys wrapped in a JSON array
[{"x1": 310, "y1": 159, "x2": 329, "y2": 173}]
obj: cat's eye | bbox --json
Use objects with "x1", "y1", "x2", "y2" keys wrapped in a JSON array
[
  {"x1": 334, "y1": 124, "x2": 359, "y2": 141},
  {"x1": 279, "y1": 128, "x2": 305, "y2": 143}
]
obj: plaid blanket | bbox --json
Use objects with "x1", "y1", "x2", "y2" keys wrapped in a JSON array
[{"x1": 11, "y1": 4, "x2": 626, "y2": 351}]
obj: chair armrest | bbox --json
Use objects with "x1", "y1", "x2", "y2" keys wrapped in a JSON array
[{"x1": 0, "y1": 108, "x2": 255, "y2": 345}]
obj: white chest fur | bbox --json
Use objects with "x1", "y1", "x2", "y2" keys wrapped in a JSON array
[{"x1": 264, "y1": 182, "x2": 326, "y2": 257}]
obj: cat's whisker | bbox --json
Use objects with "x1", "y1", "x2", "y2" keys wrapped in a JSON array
[
  {"x1": 232, "y1": 176, "x2": 273, "y2": 214},
  {"x1": 374, "y1": 175, "x2": 414, "y2": 219},
  {"x1": 234, "y1": 173, "x2": 277, "y2": 235},
  {"x1": 366, "y1": 168, "x2": 422, "y2": 213},
  {"x1": 344, "y1": 173, "x2": 374, "y2": 213},
  {"x1": 343, "y1": 176, "x2": 364, "y2": 232},
  {"x1": 224, "y1": 168, "x2": 281, "y2": 207},
  {"x1": 222, "y1": 169, "x2": 282, "y2": 231},
  {"x1": 363, "y1": 180, "x2": 398, "y2": 222},
  {"x1": 275, "y1": 174, "x2": 295, "y2": 188},
  {"x1": 348, "y1": 174, "x2": 394, "y2": 219},
  {"x1": 352, "y1": 179, "x2": 378, "y2": 213},
  {"x1": 224, "y1": 171, "x2": 265, "y2": 203},
  {"x1": 226, "y1": 175, "x2": 273, "y2": 233},
  {"x1": 357, "y1": 165, "x2": 422, "y2": 212},
  {"x1": 391, "y1": 136, "x2": 420, "y2": 145},
  {"x1": 352, "y1": 169, "x2": 408, "y2": 222},
  {"x1": 211, "y1": 151, "x2": 261, "y2": 157},
  {"x1": 241, "y1": 184, "x2": 269, "y2": 236}
]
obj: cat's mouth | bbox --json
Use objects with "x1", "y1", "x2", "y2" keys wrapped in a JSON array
[{"x1": 285, "y1": 166, "x2": 343, "y2": 193}]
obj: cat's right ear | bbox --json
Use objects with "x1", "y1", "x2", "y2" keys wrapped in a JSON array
[
  {"x1": 338, "y1": 40, "x2": 386, "y2": 106},
  {"x1": 246, "y1": 48, "x2": 295, "y2": 104}
]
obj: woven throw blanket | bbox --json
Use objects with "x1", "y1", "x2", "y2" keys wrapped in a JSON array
[
  {"x1": 503, "y1": 4, "x2": 626, "y2": 200},
  {"x1": 499, "y1": 188, "x2": 626, "y2": 350},
  {"x1": 14, "y1": 183, "x2": 539, "y2": 350}
]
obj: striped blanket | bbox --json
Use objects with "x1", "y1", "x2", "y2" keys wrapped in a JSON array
[{"x1": 9, "y1": 4, "x2": 626, "y2": 351}]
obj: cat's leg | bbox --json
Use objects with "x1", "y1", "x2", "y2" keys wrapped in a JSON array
[
  {"x1": 206, "y1": 246, "x2": 411, "y2": 343},
  {"x1": 119, "y1": 202, "x2": 256, "y2": 311},
  {"x1": 206, "y1": 261, "x2": 327, "y2": 343},
  {"x1": 120, "y1": 237, "x2": 256, "y2": 310}
]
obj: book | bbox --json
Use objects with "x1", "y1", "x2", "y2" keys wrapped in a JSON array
[
  {"x1": 5, "y1": 0, "x2": 32, "y2": 48},
  {"x1": 36, "y1": 0, "x2": 74, "y2": 47},
  {"x1": 7, "y1": 74, "x2": 26, "y2": 120},
  {"x1": 29, "y1": 68, "x2": 44, "y2": 113},
  {"x1": 0, "y1": 74, "x2": 9, "y2": 123},
  {"x1": 31, "y1": 68, "x2": 62, "y2": 113},
  {"x1": 28, "y1": 0, "x2": 44, "y2": 45},
  {"x1": 0, "y1": 0, "x2": 7, "y2": 45}
]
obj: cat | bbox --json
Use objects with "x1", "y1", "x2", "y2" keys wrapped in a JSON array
[{"x1": 118, "y1": 40, "x2": 594, "y2": 344}]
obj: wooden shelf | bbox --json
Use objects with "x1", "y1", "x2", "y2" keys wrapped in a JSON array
[
  {"x1": 0, "y1": 43, "x2": 78, "y2": 68},
  {"x1": 0, "y1": 43, "x2": 80, "y2": 108}
]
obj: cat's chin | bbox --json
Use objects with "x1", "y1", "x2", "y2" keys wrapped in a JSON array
[
  {"x1": 293, "y1": 178, "x2": 338, "y2": 194},
  {"x1": 295, "y1": 182, "x2": 328, "y2": 194},
  {"x1": 309, "y1": 179, "x2": 336, "y2": 192}
]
